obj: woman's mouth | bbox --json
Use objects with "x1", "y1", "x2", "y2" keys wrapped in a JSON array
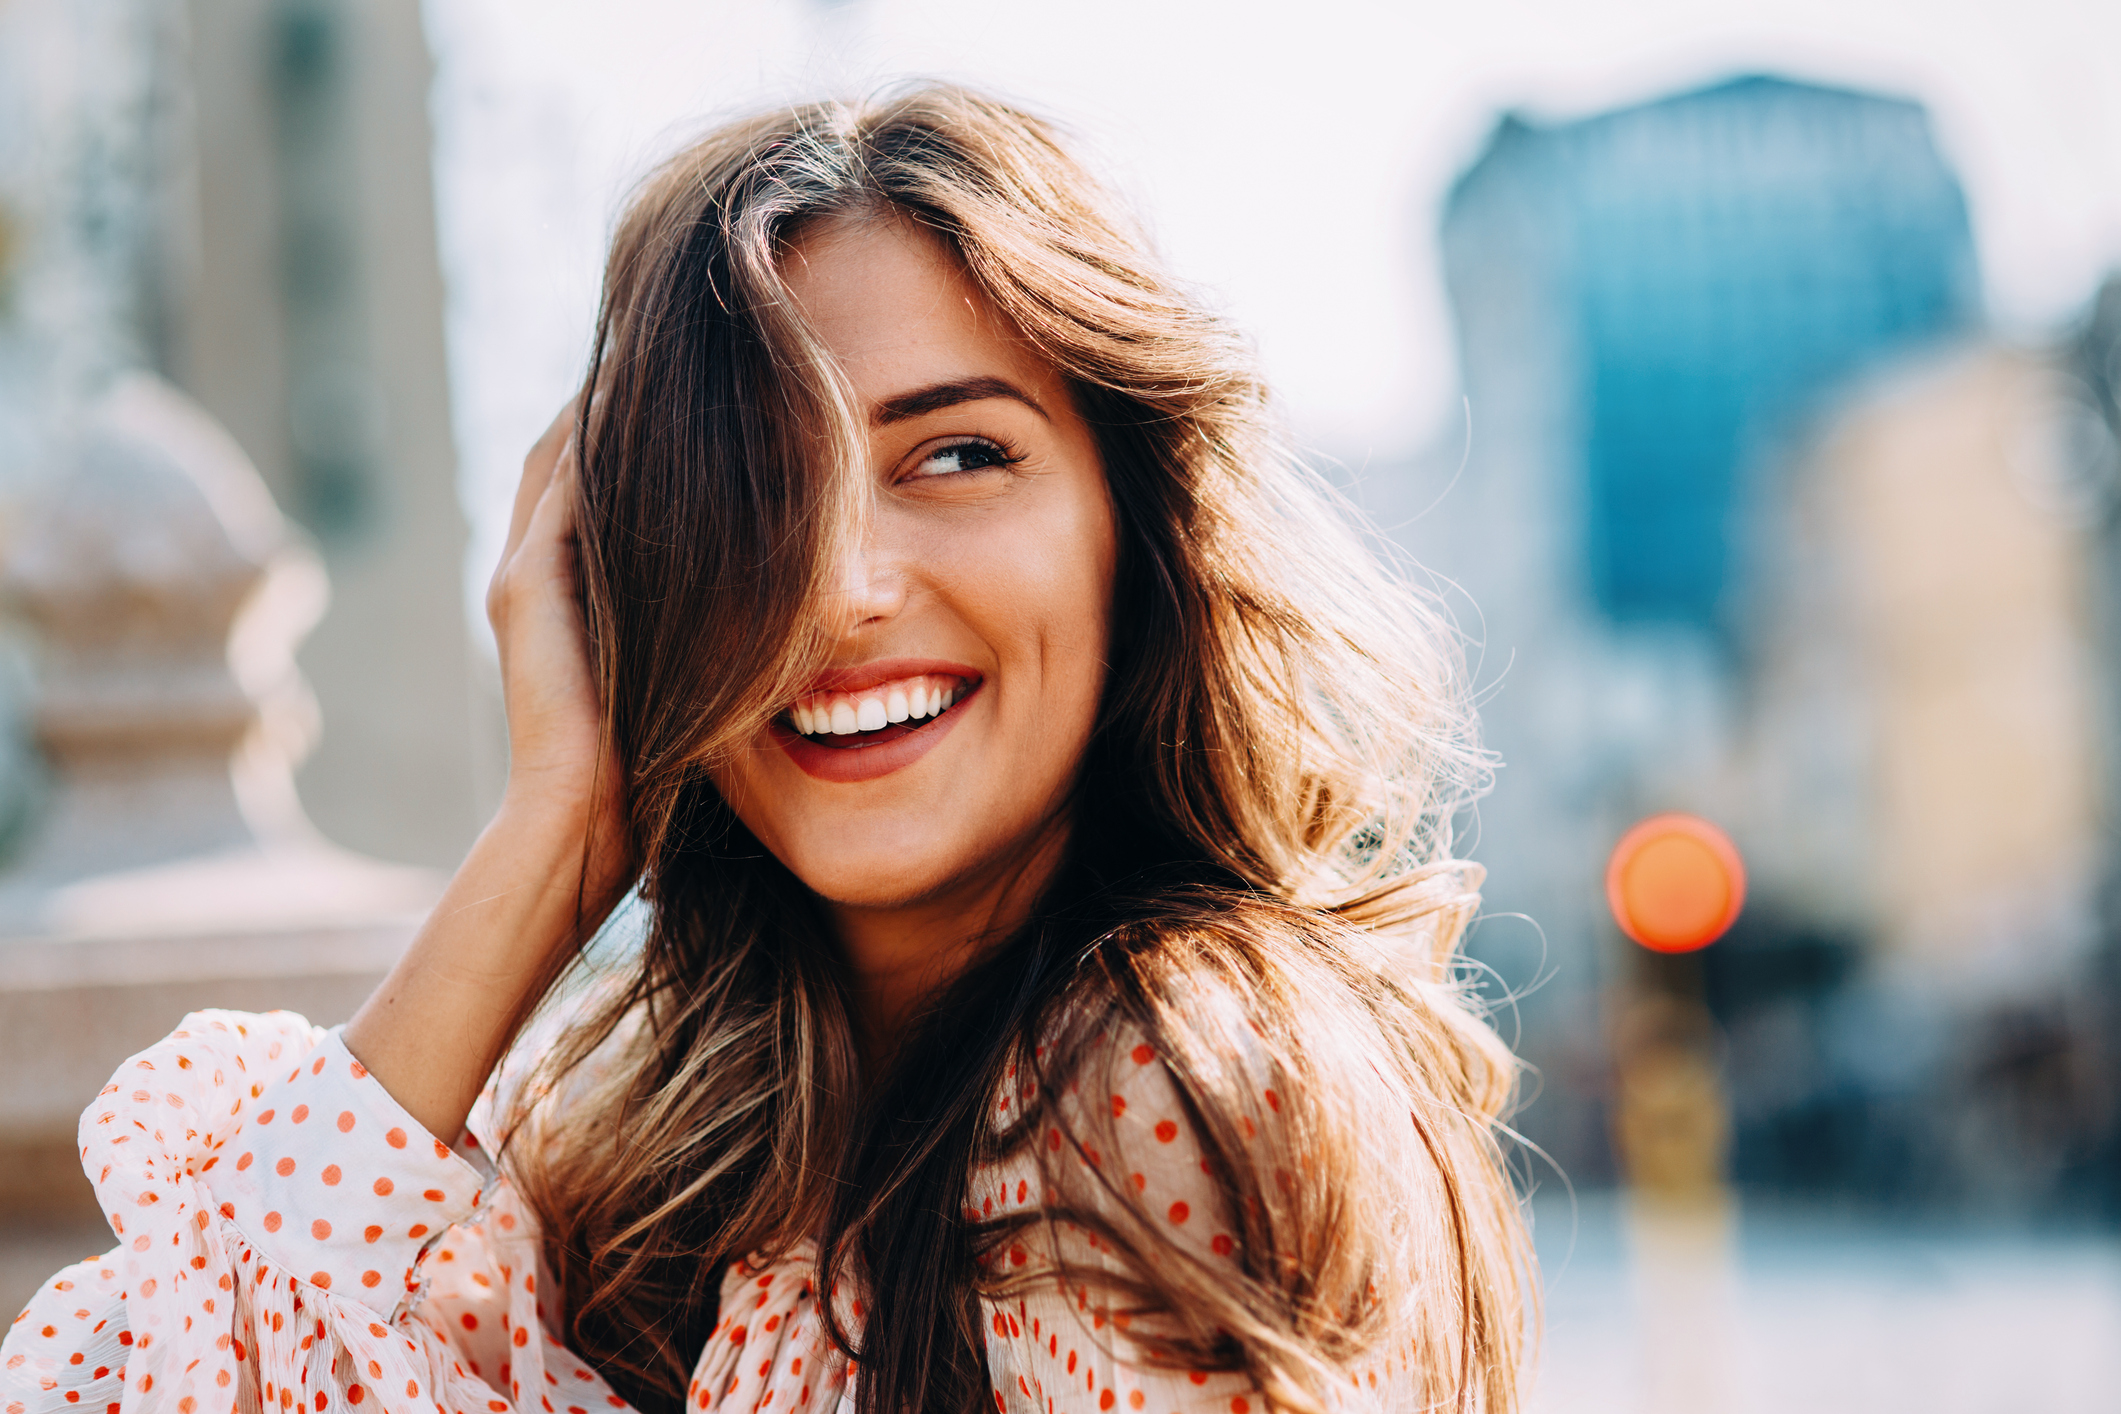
[{"x1": 784, "y1": 672, "x2": 978, "y2": 749}]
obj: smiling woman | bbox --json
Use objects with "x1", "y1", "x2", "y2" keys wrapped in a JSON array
[{"x1": 2, "y1": 87, "x2": 1529, "y2": 1414}]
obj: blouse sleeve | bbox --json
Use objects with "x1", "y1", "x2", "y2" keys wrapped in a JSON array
[{"x1": 2, "y1": 1010, "x2": 632, "y2": 1414}]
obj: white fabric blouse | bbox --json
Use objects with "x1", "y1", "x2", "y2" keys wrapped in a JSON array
[{"x1": 3, "y1": 1010, "x2": 1419, "y2": 1414}]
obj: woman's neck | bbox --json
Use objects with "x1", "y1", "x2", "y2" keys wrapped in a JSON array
[{"x1": 829, "y1": 820, "x2": 1069, "y2": 1067}]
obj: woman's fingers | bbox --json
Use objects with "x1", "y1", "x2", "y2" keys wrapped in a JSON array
[
  {"x1": 517, "y1": 429, "x2": 583, "y2": 598},
  {"x1": 502, "y1": 397, "x2": 581, "y2": 568}
]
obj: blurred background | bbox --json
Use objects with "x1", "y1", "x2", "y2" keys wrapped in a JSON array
[{"x1": 1, "y1": 0, "x2": 2118, "y2": 1408}]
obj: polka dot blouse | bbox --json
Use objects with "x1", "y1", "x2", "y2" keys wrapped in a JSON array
[{"x1": 3, "y1": 1011, "x2": 1419, "y2": 1414}]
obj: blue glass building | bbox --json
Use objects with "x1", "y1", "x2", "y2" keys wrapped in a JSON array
[{"x1": 1447, "y1": 76, "x2": 1980, "y2": 633}]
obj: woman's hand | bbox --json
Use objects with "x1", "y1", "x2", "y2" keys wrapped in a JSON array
[
  {"x1": 345, "y1": 400, "x2": 636, "y2": 1145},
  {"x1": 486, "y1": 400, "x2": 633, "y2": 901}
]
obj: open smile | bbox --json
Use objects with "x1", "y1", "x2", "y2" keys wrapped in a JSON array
[
  {"x1": 786, "y1": 671, "x2": 976, "y2": 745},
  {"x1": 771, "y1": 661, "x2": 984, "y2": 782}
]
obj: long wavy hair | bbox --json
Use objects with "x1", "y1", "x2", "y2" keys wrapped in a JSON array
[{"x1": 505, "y1": 84, "x2": 1531, "y2": 1414}]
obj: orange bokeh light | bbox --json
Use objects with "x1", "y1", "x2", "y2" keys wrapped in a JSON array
[{"x1": 1605, "y1": 813, "x2": 1746, "y2": 953}]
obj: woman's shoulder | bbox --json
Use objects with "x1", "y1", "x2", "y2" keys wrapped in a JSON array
[{"x1": 988, "y1": 875, "x2": 1518, "y2": 1252}]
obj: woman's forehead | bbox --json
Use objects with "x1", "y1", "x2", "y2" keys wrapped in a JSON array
[{"x1": 782, "y1": 215, "x2": 1060, "y2": 411}]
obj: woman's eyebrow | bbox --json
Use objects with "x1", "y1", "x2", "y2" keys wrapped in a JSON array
[{"x1": 872, "y1": 376, "x2": 1050, "y2": 425}]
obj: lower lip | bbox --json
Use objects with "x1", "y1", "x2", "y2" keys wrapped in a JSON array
[{"x1": 771, "y1": 683, "x2": 981, "y2": 783}]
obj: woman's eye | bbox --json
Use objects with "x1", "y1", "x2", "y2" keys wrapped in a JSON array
[{"x1": 907, "y1": 440, "x2": 1014, "y2": 479}]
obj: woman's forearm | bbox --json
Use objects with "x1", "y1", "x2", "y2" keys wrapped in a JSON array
[{"x1": 343, "y1": 790, "x2": 621, "y2": 1144}]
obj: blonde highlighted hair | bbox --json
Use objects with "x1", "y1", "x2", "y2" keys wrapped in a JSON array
[{"x1": 507, "y1": 84, "x2": 1530, "y2": 1414}]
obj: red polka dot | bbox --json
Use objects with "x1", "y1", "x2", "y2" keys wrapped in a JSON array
[
  {"x1": 311, "y1": 1220, "x2": 332, "y2": 1241},
  {"x1": 361, "y1": 1272, "x2": 381, "y2": 1289},
  {"x1": 1231, "y1": 1400, "x2": 1249, "y2": 1414},
  {"x1": 1188, "y1": 1372, "x2": 1208, "y2": 1386},
  {"x1": 1130, "y1": 1045, "x2": 1154, "y2": 1064},
  {"x1": 275, "y1": 1158, "x2": 296, "y2": 1177},
  {"x1": 407, "y1": 1224, "x2": 428, "y2": 1239},
  {"x1": 461, "y1": 1315, "x2": 478, "y2": 1331},
  {"x1": 1099, "y1": 1394, "x2": 1115, "y2": 1411},
  {"x1": 291, "y1": 1106, "x2": 309, "y2": 1124},
  {"x1": 317, "y1": 1164, "x2": 341, "y2": 1186},
  {"x1": 236, "y1": 1153, "x2": 254, "y2": 1172},
  {"x1": 373, "y1": 1178, "x2": 394, "y2": 1197},
  {"x1": 1110, "y1": 1095, "x2": 1126, "y2": 1117},
  {"x1": 363, "y1": 1226, "x2": 383, "y2": 1244},
  {"x1": 262, "y1": 1212, "x2": 282, "y2": 1233},
  {"x1": 1169, "y1": 1201, "x2": 1190, "y2": 1224},
  {"x1": 423, "y1": 1189, "x2": 445, "y2": 1203},
  {"x1": 1211, "y1": 1234, "x2": 1234, "y2": 1256},
  {"x1": 1263, "y1": 1089, "x2": 1280, "y2": 1113},
  {"x1": 257, "y1": 1109, "x2": 275, "y2": 1125},
  {"x1": 312, "y1": 1058, "x2": 326, "y2": 1076},
  {"x1": 385, "y1": 1128, "x2": 407, "y2": 1149},
  {"x1": 1128, "y1": 1394, "x2": 1144, "y2": 1410},
  {"x1": 346, "y1": 1387, "x2": 363, "y2": 1406},
  {"x1": 728, "y1": 1326, "x2": 746, "y2": 1345},
  {"x1": 1154, "y1": 1121, "x2": 1178, "y2": 1144},
  {"x1": 337, "y1": 1112, "x2": 356, "y2": 1133}
]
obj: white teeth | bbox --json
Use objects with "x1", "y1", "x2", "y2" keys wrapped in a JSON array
[{"x1": 791, "y1": 676, "x2": 968, "y2": 735}]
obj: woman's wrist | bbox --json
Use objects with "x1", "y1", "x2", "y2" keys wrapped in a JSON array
[
  {"x1": 487, "y1": 780, "x2": 634, "y2": 911},
  {"x1": 345, "y1": 788, "x2": 627, "y2": 1142}
]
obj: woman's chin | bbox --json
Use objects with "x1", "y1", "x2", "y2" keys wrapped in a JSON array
[
  {"x1": 773, "y1": 814, "x2": 1049, "y2": 917},
  {"x1": 789, "y1": 850, "x2": 965, "y2": 912}
]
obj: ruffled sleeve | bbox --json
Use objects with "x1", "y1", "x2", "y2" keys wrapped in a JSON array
[{"x1": 2, "y1": 1010, "x2": 632, "y2": 1414}]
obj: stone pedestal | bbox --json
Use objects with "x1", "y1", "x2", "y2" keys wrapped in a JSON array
[{"x1": 0, "y1": 375, "x2": 444, "y2": 1230}]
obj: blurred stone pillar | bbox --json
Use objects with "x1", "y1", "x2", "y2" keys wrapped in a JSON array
[
  {"x1": 176, "y1": 0, "x2": 496, "y2": 868},
  {"x1": 0, "y1": 374, "x2": 443, "y2": 1232},
  {"x1": 0, "y1": 0, "x2": 461, "y2": 1287}
]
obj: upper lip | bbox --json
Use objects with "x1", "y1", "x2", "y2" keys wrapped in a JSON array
[{"x1": 800, "y1": 657, "x2": 983, "y2": 695}]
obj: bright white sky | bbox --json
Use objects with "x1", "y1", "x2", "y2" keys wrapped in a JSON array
[{"x1": 421, "y1": 0, "x2": 2121, "y2": 625}]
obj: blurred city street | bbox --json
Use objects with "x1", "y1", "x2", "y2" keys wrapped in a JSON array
[{"x1": 1529, "y1": 1196, "x2": 2121, "y2": 1414}]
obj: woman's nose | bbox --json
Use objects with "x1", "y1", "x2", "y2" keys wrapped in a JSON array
[{"x1": 829, "y1": 538, "x2": 908, "y2": 637}]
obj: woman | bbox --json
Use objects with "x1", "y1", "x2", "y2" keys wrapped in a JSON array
[{"x1": 3, "y1": 86, "x2": 1529, "y2": 1414}]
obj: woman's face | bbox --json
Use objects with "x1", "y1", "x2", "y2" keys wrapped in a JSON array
[{"x1": 712, "y1": 214, "x2": 1116, "y2": 928}]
